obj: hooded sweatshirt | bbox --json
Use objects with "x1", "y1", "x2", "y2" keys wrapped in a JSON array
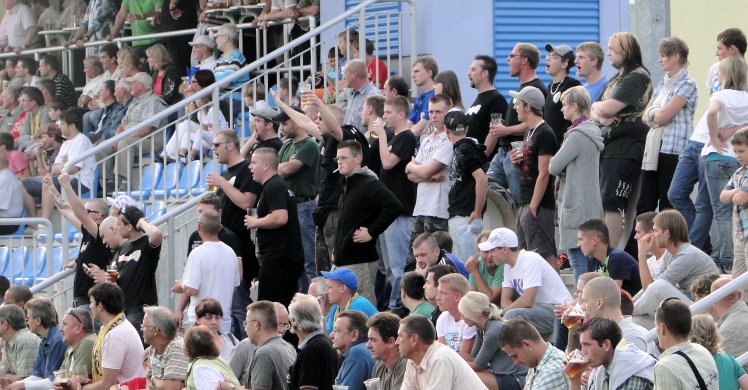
[
  {"x1": 548, "y1": 120, "x2": 605, "y2": 251},
  {"x1": 589, "y1": 340, "x2": 656, "y2": 390},
  {"x1": 335, "y1": 167, "x2": 402, "y2": 266}
]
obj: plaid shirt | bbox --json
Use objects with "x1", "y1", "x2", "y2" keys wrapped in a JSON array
[
  {"x1": 589, "y1": 373, "x2": 653, "y2": 390},
  {"x1": 0, "y1": 328, "x2": 40, "y2": 376},
  {"x1": 525, "y1": 343, "x2": 569, "y2": 390},
  {"x1": 655, "y1": 70, "x2": 698, "y2": 155},
  {"x1": 726, "y1": 165, "x2": 748, "y2": 240}
]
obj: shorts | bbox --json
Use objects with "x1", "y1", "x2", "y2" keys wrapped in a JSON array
[
  {"x1": 516, "y1": 205, "x2": 556, "y2": 260},
  {"x1": 600, "y1": 158, "x2": 640, "y2": 212},
  {"x1": 495, "y1": 373, "x2": 523, "y2": 390}
]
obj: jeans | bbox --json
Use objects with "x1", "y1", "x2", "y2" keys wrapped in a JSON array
[
  {"x1": 487, "y1": 148, "x2": 521, "y2": 205},
  {"x1": 125, "y1": 308, "x2": 145, "y2": 344},
  {"x1": 382, "y1": 216, "x2": 412, "y2": 309},
  {"x1": 667, "y1": 141, "x2": 712, "y2": 249},
  {"x1": 231, "y1": 282, "x2": 252, "y2": 340},
  {"x1": 704, "y1": 158, "x2": 739, "y2": 271},
  {"x1": 568, "y1": 247, "x2": 587, "y2": 285},
  {"x1": 22, "y1": 176, "x2": 85, "y2": 203},
  {"x1": 296, "y1": 200, "x2": 317, "y2": 293},
  {"x1": 503, "y1": 303, "x2": 556, "y2": 336}
]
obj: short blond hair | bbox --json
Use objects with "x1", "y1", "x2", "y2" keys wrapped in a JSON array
[
  {"x1": 560, "y1": 86, "x2": 591, "y2": 117},
  {"x1": 438, "y1": 273, "x2": 469, "y2": 295}
]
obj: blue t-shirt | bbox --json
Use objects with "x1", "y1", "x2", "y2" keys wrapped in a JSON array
[
  {"x1": 586, "y1": 247, "x2": 642, "y2": 296},
  {"x1": 714, "y1": 352, "x2": 746, "y2": 390},
  {"x1": 584, "y1": 76, "x2": 609, "y2": 102},
  {"x1": 214, "y1": 49, "x2": 248, "y2": 100},
  {"x1": 325, "y1": 295, "x2": 379, "y2": 333},
  {"x1": 409, "y1": 89, "x2": 435, "y2": 123},
  {"x1": 335, "y1": 340, "x2": 376, "y2": 390}
]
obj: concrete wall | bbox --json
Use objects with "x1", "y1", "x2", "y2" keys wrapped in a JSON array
[{"x1": 671, "y1": 0, "x2": 748, "y2": 119}]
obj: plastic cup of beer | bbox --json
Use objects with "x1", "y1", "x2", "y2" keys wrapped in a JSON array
[
  {"x1": 562, "y1": 303, "x2": 585, "y2": 329},
  {"x1": 107, "y1": 264, "x2": 119, "y2": 283},
  {"x1": 332, "y1": 386, "x2": 349, "y2": 390},
  {"x1": 300, "y1": 82, "x2": 312, "y2": 105},
  {"x1": 247, "y1": 208, "x2": 257, "y2": 217},
  {"x1": 511, "y1": 141, "x2": 523, "y2": 150},
  {"x1": 53, "y1": 370, "x2": 70, "y2": 390},
  {"x1": 491, "y1": 113, "x2": 503, "y2": 125},
  {"x1": 363, "y1": 378, "x2": 380, "y2": 390},
  {"x1": 564, "y1": 349, "x2": 589, "y2": 378}
]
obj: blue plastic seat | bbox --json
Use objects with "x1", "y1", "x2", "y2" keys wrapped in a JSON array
[
  {"x1": 114, "y1": 163, "x2": 163, "y2": 201},
  {"x1": 169, "y1": 160, "x2": 203, "y2": 198},
  {"x1": 79, "y1": 165, "x2": 100, "y2": 199},
  {"x1": 5, "y1": 247, "x2": 28, "y2": 279},
  {"x1": 54, "y1": 220, "x2": 81, "y2": 244},
  {"x1": 0, "y1": 247, "x2": 10, "y2": 276},
  {"x1": 146, "y1": 201, "x2": 167, "y2": 220},
  {"x1": 34, "y1": 247, "x2": 65, "y2": 284},
  {"x1": 15, "y1": 247, "x2": 46, "y2": 286},
  {"x1": 151, "y1": 162, "x2": 183, "y2": 199},
  {"x1": 192, "y1": 160, "x2": 227, "y2": 195}
]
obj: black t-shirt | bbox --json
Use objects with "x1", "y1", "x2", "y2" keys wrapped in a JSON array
[
  {"x1": 74, "y1": 225, "x2": 114, "y2": 299},
  {"x1": 466, "y1": 89, "x2": 509, "y2": 155},
  {"x1": 247, "y1": 137, "x2": 284, "y2": 160},
  {"x1": 317, "y1": 127, "x2": 360, "y2": 210},
  {"x1": 448, "y1": 138, "x2": 484, "y2": 217},
  {"x1": 367, "y1": 127, "x2": 394, "y2": 177},
  {"x1": 187, "y1": 227, "x2": 241, "y2": 256},
  {"x1": 544, "y1": 76, "x2": 582, "y2": 145},
  {"x1": 598, "y1": 67, "x2": 652, "y2": 160},
  {"x1": 517, "y1": 122, "x2": 558, "y2": 208},
  {"x1": 116, "y1": 235, "x2": 160, "y2": 311},
  {"x1": 288, "y1": 333, "x2": 339, "y2": 390},
  {"x1": 500, "y1": 78, "x2": 549, "y2": 147},
  {"x1": 218, "y1": 160, "x2": 261, "y2": 279},
  {"x1": 159, "y1": 0, "x2": 197, "y2": 30},
  {"x1": 256, "y1": 175, "x2": 303, "y2": 272},
  {"x1": 379, "y1": 130, "x2": 417, "y2": 216}
]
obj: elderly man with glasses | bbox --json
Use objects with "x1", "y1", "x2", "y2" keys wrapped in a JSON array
[{"x1": 141, "y1": 306, "x2": 189, "y2": 390}]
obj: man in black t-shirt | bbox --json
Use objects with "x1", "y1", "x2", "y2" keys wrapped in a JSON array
[
  {"x1": 444, "y1": 111, "x2": 488, "y2": 264},
  {"x1": 371, "y1": 96, "x2": 417, "y2": 310},
  {"x1": 245, "y1": 147, "x2": 304, "y2": 307},
  {"x1": 114, "y1": 206, "x2": 163, "y2": 338},
  {"x1": 54, "y1": 173, "x2": 113, "y2": 308},
  {"x1": 207, "y1": 129, "x2": 261, "y2": 286},
  {"x1": 240, "y1": 108, "x2": 283, "y2": 160},
  {"x1": 543, "y1": 44, "x2": 582, "y2": 145},
  {"x1": 466, "y1": 54, "x2": 509, "y2": 160},
  {"x1": 288, "y1": 293, "x2": 338, "y2": 390},
  {"x1": 590, "y1": 32, "x2": 652, "y2": 248},
  {"x1": 487, "y1": 43, "x2": 548, "y2": 206},
  {"x1": 507, "y1": 87, "x2": 558, "y2": 265}
]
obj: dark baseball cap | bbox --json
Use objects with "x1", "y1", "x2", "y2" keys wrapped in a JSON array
[
  {"x1": 545, "y1": 43, "x2": 576, "y2": 67},
  {"x1": 444, "y1": 110, "x2": 468, "y2": 132}
]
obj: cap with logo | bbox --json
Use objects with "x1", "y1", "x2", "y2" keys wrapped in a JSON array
[{"x1": 477, "y1": 228, "x2": 519, "y2": 251}]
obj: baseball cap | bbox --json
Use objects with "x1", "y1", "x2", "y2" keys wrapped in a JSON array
[
  {"x1": 125, "y1": 72, "x2": 153, "y2": 89},
  {"x1": 106, "y1": 194, "x2": 137, "y2": 211},
  {"x1": 477, "y1": 228, "x2": 519, "y2": 251},
  {"x1": 444, "y1": 110, "x2": 468, "y2": 132},
  {"x1": 189, "y1": 35, "x2": 215, "y2": 49},
  {"x1": 272, "y1": 106, "x2": 304, "y2": 124},
  {"x1": 545, "y1": 43, "x2": 576, "y2": 67},
  {"x1": 251, "y1": 108, "x2": 278, "y2": 123},
  {"x1": 321, "y1": 268, "x2": 358, "y2": 292},
  {"x1": 509, "y1": 86, "x2": 545, "y2": 111}
]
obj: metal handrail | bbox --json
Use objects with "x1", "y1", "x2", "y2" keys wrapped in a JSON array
[
  {"x1": 0, "y1": 218, "x2": 53, "y2": 296},
  {"x1": 643, "y1": 271, "x2": 748, "y2": 344},
  {"x1": 63, "y1": 0, "x2": 416, "y2": 174}
]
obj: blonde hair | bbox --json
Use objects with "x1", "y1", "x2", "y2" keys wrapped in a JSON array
[
  {"x1": 560, "y1": 86, "x2": 591, "y2": 117},
  {"x1": 690, "y1": 314, "x2": 723, "y2": 354},
  {"x1": 576, "y1": 42, "x2": 605, "y2": 70},
  {"x1": 438, "y1": 273, "x2": 469, "y2": 295},
  {"x1": 145, "y1": 44, "x2": 172, "y2": 70},
  {"x1": 719, "y1": 56, "x2": 747, "y2": 91},
  {"x1": 458, "y1": 291, "x2": 501, "y2": 323}
]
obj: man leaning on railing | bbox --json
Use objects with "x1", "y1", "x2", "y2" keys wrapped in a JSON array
[{"x1": 0, "y1": 0, "x2": 40, "y2": 54}]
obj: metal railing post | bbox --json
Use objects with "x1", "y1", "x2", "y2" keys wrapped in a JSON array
[
  {"x1": 358, "y1": 9, "x2": 366, "y2": 58},
  {"x1": 409, "y1": 3, "x2": 417, "y2": 98},
  {"x1": 310, "y1": 17, "x2": 318, "y2": 82}
]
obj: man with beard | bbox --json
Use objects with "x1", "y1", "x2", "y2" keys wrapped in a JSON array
[{"x1": 466, "y1": 55, "x2": 508, "y2": 158}]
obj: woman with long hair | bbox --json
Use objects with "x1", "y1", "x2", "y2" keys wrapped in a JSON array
[
  {"x1": 690, "y1": 314, "x2": 748, "y2": 389},
  {"x1": 434, "y1": 70, "x2": 464, "y2": 111},
  {"x1": 458, "y1": 291, "x2": 527, "y2": 390}
]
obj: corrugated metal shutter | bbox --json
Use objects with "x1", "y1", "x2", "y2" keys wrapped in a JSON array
[
  {"x1": 344, "y1": 0, "x2": 401, "y2": 57},
  {"x1": 494, "y1": 0, "x2": 599, "y2": 96}
]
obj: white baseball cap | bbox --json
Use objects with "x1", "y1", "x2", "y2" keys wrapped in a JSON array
[{"x1": 478, "y1": 228, "x2": 519, "y2": 251}]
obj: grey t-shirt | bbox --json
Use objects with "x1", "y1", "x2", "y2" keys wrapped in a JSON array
[
  {"x1": 371, "y1": 358, "x2": 406, "y2": 390},
  {"x1": 471, "y1": 320, "x2": 528, "y2": 377},
  {"x1": 618, "y1": 316, "x2": 648, "y2": 352},
  {"x1": 250, "y1": 335, "x2": 297, "y2": 390},
  {"x1": 228, "y1": 339, "x2": 255, "y2": 388},
  {"x1": 658, "y1": 243, "x2": 719, "y2": 295}
]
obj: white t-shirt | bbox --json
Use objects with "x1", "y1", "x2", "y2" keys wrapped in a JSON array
[
  {"x1": 55, "y1": 132, "x2": 96, "y2": 191},
  {"x1": 706, "y1": 62, "x2": 720, "y2": 92},
  {"x1": 101, "y1": 320, "x2": 147, "y2": 383},
  {"x1": 700, "y1": 89, "x2": 748, "y2": 157},
  {"x1": 412, "y1": 130, "x2": 453, "y2": 219},
  {"x1": 647, "y1": 254, "x2": 665, "y2": 278},
  {"x1": 0, "y1": 4, "x2": 36, "y2": 49},
  {"x1": 183, "y1": 241, "x2": 240, "y2": 333},
  {"x1": 435, "y1": 311, "x2": 476, "y2": 353},
  {"x1": 502, "y1": 250, "x2": 572, "y2": 305}
]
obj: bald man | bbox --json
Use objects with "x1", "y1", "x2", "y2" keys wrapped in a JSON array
[
  {"x1": 581, "y1": 277, "x2": 648, "y2": 352},
  {"x1": 340, "y1": 59, "x2": 379, "y2": 133},
  {"x1": 712, "y1": 277, "x2": 748, "y2": 368}
]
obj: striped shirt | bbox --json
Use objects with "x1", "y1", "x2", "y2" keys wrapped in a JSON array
[
  {"x1": 726, "y1": 165, "x2": 748, "y2": 240},
  {"x1": 53, "y1": 72, "x2": 77, "y2": 109},
  {"x1": 214, "y1": 49, "x2": 248, "y2": 100},
  {"x1": 653, "y1": 70, "x2": 698, "y2": 155},
  {"x1": 525, "y1": 343, "x2": 569, "y2": 390}
]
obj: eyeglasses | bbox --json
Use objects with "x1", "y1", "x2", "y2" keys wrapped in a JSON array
[
  {"x1": 333, "y1": 156, "x2": 352, "y2": 162},
  {"x1": 212, "y1": 141, "x2": 227, "y2": 148},
  {"x1": 141, "y1": 324, "x2": 157, "y2": 330},
  {"x1": 243, "y1": 319, "x2": 260, "y2": 327},
  {"x1": 86, "y1": 209, "x2": 102, "y2": 214},
  {"x1": 509, "y1": 54, "x2": 522, "y2": 59}
]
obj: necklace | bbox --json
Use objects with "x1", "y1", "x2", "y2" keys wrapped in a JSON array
[
  {"x1": 526, "y1": 120, "x2": 545, "y2": 141},
  {"x1": 550, "y1": 78, "x2": 564, "y2": 94}
]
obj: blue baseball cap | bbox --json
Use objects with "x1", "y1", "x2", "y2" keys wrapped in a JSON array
[{"x1": 321, "y1": 268, "x2": 358, "y2": 292}]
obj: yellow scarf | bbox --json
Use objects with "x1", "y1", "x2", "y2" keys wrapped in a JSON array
[{"x1": 91, "y1": 313, "x2": 125, "y2": 382}]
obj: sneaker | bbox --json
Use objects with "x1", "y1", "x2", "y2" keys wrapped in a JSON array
[
  {"x1": 23, "y1": 226, "x2": 36, "y2": 236},
  {"x1": 556, "y1": 253, "x2": 571, "y2": 271}
]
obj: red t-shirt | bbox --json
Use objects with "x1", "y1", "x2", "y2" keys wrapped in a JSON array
[
  {"x1": 153, "y1": 73, "x2": 164, "y2": 97},
  {"x1": 368, "y1": 58, "x2": 388, "y2": 89}
]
